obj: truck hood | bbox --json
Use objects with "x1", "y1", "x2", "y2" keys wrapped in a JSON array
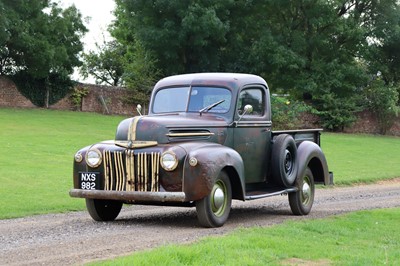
[{"x1": 115, "y1": 113, "x2": 229, "y2": 145}]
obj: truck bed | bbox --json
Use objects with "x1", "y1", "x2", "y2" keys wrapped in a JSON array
[{"x1": 272, "y1": 128, "x2": 323, "y2": 146}]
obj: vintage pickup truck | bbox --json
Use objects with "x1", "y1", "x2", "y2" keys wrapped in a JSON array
[{"x1": 70, "y1": 73, "x2": 332, "y2": 227}]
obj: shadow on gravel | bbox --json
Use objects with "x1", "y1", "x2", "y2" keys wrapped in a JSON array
[{"x1": 107, "y1": 203, "x2": 294, "y2": 229}]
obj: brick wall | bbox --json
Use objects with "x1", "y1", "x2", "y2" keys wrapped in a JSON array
[
  {"x1": 1, "y1": 76, "x2": 400, "y2": 135},
  {"x1": 0, "y1": 76, "x2": 35, "y2": 108},
  {"x1": 0, "y1": 76, "x2": 136, "y2": 116},
  {"x1": 50, "y1": 83, "x2": 137, "y2": 115},
  {"x1": 343, "y1": 110, "x2": 400, "y2": 136}
]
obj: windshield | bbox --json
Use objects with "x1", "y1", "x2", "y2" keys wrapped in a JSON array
[{"x1": 152, "y1": 86, "x2": 232, "y2": 114}]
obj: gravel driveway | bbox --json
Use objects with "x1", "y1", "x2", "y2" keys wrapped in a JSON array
[{"x1": 1, "y1": 179, "x2": 400, "y2": 265}]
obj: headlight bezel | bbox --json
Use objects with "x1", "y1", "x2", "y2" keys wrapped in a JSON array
[
  {"x1": 85, "y1": 148, "x2": 102, "y2": 168},
  {"x1": 160, "y1": 151, "x2": 178, "y2": 171}
]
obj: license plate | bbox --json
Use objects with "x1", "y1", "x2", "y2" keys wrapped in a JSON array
[{"x1": 79, "y1": 172, "x2": 101, "y2": 190}]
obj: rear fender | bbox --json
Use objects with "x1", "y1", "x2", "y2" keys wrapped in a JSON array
[
  {"x1": 297, "y1": 141, "x2": 330, "y2": 185},
  {"x1": 183, "y1": 144, "x2": 245, "y2": 201}
]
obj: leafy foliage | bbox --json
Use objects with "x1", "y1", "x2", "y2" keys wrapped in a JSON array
[
  {"x1": 11, "y1": 71, "x2": 74, "y2": 107},
  {"x1": 110, "y1": 0, "x2": 400, "y2": 133},
  {"x1": 271, "y1": 95, "x2": 314, "y2": 130},
  {"x1": 121, "y1": 41, "x2": 161, "y2": 107},
  {"x1": 80, "y1": 40, "x2": 125, "y2": 86},
  {"x1": 70, "y1": 86, "x2": 89, "y2": 111},
  {"x1": 313, "y1": 92, "x2": 362, "y2": 131},
  {"x1": 112, "y1": 0, "x2": 232, "y2": 75},
  {"x1": 362, "y1": 78, "x2": 399, "y2": 134},
  {"x1": 1, "y1": 0, "x2": 87, "y2": 106}
]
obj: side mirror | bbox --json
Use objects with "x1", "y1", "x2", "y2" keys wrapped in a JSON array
[
  {"x1": 136, "y1": 104, "x2": 142, "y2": 116},
  {"x1": 243, "y1": 104, "x2": 253, "y2": 114},
  {"x1": 234, "y1": 104, "x2": 253, "y2": 126}
]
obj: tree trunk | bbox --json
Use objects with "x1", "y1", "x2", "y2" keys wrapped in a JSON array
[{"x1": 45, "y1": 86, "x2": 50, "y2": 109}]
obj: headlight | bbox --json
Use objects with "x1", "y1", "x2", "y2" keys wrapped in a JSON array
[
  {"x1": 160, "y1": 151, "x2": 178, "y2": 171},
  {"x1": 86, "y1": 149, "x2": 102, "y2": 168}
]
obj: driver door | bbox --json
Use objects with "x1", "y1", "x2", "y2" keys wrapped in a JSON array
[{"x1": 233, "y1": 86, "x2": 272, "y2": 184}]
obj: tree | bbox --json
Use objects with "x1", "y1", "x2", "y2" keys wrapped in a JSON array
[
  {"x1": 362, "y1": 78, "x2": 399, "y2": 134},
  {"x1": 0, "y1": 1, "x2": 11, "y2": 74},
  {"x1": 121, "y1": 40, "x2": 161, "y2": 107},
  {"x1": 112, "y1": 0, "x2": 232, "y2": 75},
  {"x1": 111, "y1": 0, "x2": 400, "y2": 131},
  {"x1": 80, "y1": 39, "x2": 125, "y2": 86},
  {"x1": 245, "y1": 0, "x2": 400, "y2": 130},
  {"x1": 110, "y1": 1, "x2": 163, "y2": 107},
  {"x1": 363, "y1": 1, "x2": 400, "y2": 83},
  {"x1": 1, "y1": 0, "x2": 87, "y2": 107}
]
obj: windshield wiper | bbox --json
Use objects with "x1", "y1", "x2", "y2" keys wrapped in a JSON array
[{"x1": 199, "y1": 99, "x2": 225, "y2": 115}]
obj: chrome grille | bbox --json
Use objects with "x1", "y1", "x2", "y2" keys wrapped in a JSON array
[{"x1": 103, "y1": 150, "x2": 160, "y2": 192}]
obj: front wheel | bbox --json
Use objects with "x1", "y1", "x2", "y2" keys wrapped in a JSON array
[
  {"x1": 86, "y1": 199, "x2": 123, "y2": 221},
  {"x1": 196, "y1": 171, "x2": 232, "y2": 228},
  {"x1": 289, "y1": 167, "x2": 315, "y2": 215}
]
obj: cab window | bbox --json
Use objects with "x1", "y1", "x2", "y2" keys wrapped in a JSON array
[{"x1": 237, "y1": 88, "x2": 265, "y2": 116}]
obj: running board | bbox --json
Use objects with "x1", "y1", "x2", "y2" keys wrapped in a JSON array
[{"x1": 245, "y1": 187, "x2": 298, "y2": 201}]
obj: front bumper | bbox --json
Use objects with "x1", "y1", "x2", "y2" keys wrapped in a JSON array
[{"x1": 69, "y1": 189, "x2": 186, "y2": 202}]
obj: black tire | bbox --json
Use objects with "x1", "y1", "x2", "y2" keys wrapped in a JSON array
[
  {"x1": 271, "y1": 134, "x2": 298, "y2": 187},
  {"x1": 86, "y1": 199, "x2": 123, "y2": 221},
  {"x1": 289, "y1": 167, "x2": 315, "y2": 215},
  {"x1": 196, "y1": 171, "x2": 232, "y2": 228}
]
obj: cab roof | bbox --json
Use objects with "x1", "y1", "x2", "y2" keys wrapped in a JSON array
[{"x1": 154, "y1": 73, "x2": 268, "y2": 91}]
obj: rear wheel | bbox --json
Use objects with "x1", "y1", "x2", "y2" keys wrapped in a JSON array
[
  {"x1": 86, "y1": 199, "x2": 123, "y2": 221},
  {"x1": 289, "y1": 167, "x2": 315, "y2": 215},
  {"x1": 196, "y1": 171, "x2": 232, "y2": 228}
]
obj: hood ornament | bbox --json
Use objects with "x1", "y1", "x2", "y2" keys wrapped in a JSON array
[{"x1": 114, "y1": 140, "x2": 158, "y2": 149}]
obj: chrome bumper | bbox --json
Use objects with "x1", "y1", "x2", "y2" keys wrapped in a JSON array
[{"x1": 69, "y1": 189, "x2": 186, "y2": 202}]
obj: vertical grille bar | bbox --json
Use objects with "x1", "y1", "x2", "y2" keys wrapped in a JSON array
[
  {"x1": 151, "y1": 152, "x2": 160, "y2": 192},
  {"x1": 103, "y1": 151, "x2": 160, "y2": 192},
  {"x1": 107, "y1": 150, "x2": 114, "y2": 190},
  {"x1": 137, "y1": 153, "x2": 141, "y2": 191},
  {"x1": 103, "y1": 150, "x2": 109, "y2": 190},
  {"x1": 131, "y1": 150, "x2": 137, "y2": 191},
  {"x1": 154, "y1": 153, "x2": 161, "y2": 191},
  {"x1": 143, "y1": 155, "x2": 151, "y2": 191},
  {"x1": 125, "y1": 150, "x2": 134, "y2": 191},
  {"x1": 115, "y1": 151, "x2": 120, "y2": 190},
  {"x1": 116, "y1": 151, "x2": 125, "y2": 191}
]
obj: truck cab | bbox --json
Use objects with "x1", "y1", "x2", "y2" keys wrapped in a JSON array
[{"x1": 70, "y1": 73, "x2": 331, "y2": 227}]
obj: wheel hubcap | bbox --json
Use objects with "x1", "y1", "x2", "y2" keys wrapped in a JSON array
[
  {"x1": 301, "y1": 176, "x2": 312, "y2": 205},
  {"x1": 213, "y1": 187, "x2": 224, "y2": 210},
  {"x1": 211, "y1": 181, "x2": 226, "y2": 216}
]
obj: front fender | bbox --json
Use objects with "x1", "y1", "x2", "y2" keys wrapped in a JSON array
[
  {"x1": 297, "y1": 141, "x2": 330, "y2": 185},
  {"x1": 182, "y1": 143, "x2": 245, "y2": 201}
]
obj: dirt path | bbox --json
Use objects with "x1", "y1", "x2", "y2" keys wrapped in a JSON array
[{"x1": 1, "y1": 180, "x2": 400, "y2": 265}]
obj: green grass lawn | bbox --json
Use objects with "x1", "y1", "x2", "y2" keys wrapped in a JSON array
[
  {"x1": 92, "y1": 208, "x2": 400, "y2": 265},
  {"x1": 323, "y1": 133, "x2": 400, "y2": 185},
  {"x1": 0, "y1": 108, "x2": 125, "y2": 219},
  {"x1": 1, "y1": 108, "x2": 400, "y2": 265},
  {"x1": 0, "y1": 107, "x2": 400, "y2": 219}
]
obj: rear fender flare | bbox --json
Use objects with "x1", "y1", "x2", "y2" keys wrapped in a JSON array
[
  {"x1": 183, "y1": 144, "x2": 245, "y2": 201},
  {"x1": 296, "y1": 141, "x2": 330, "y2": 185}
]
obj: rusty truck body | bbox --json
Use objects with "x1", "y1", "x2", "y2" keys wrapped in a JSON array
[{"x1": 70, "y1": 73, "x2": 331, "y2": 227}]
